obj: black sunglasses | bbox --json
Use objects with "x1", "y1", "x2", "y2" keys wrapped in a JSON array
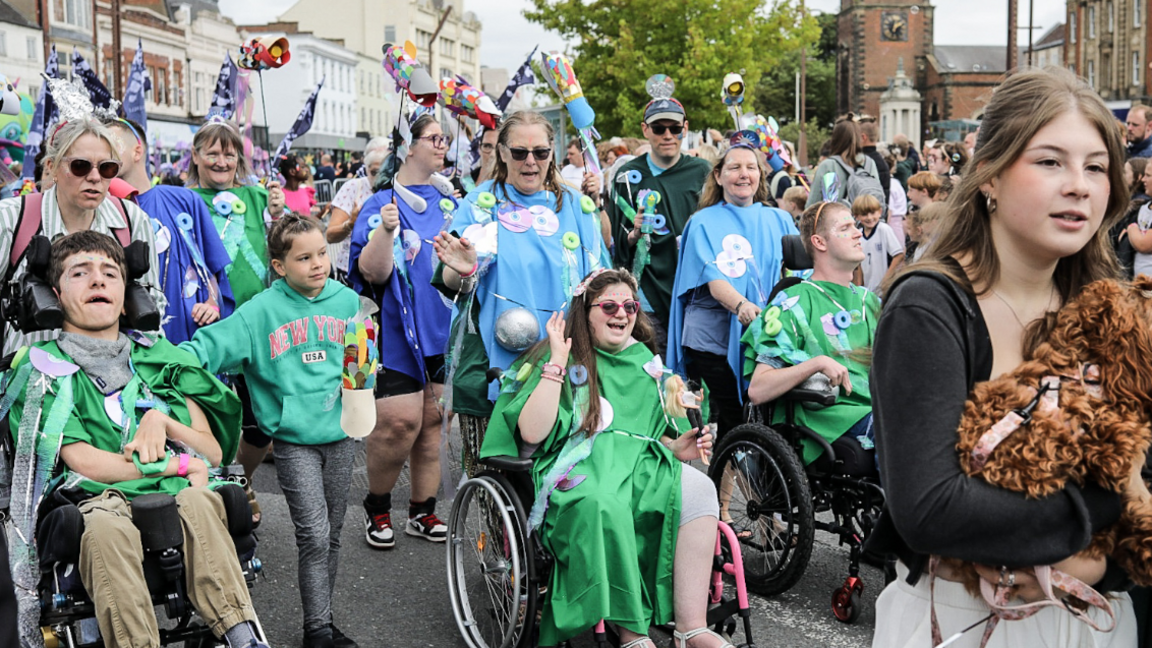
[
  {"x1": 64, "y1": 157, "x2": 120, "y2": 180},
  {"x1": 504, "y1": 146, "x2": 552, "y2": 162},
  {"x1": 649, "y1": 124, "x2": 684, "y2": 136},
  {"x1": 590, "y1": 299, "x2": 640, "y2": 316}
]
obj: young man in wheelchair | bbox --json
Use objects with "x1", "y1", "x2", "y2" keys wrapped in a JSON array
[
  {"x1": 2, "y1": 231, "x2": 265, "y2": 648},
  {"x1": 742, "y1": 200, "x2": 880, "y2": 468}
]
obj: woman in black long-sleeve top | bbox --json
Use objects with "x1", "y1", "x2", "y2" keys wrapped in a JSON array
[{"x1": 869, "y1": 67, "x2": 1139, "y2": 647}]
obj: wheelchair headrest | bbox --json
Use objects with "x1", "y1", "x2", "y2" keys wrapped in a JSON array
[{"x1": 781, "y1": 234, "x2": 813, "y2": 271}]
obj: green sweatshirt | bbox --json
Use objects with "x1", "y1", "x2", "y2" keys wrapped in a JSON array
[{"x1": 180, "y1": 278, "x2": 360, "y2": 445}]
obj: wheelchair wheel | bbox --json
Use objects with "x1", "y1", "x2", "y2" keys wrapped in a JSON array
[
  {"x1": 709, "y1": 423, "x2": 815, "y2": 597},
  {"x1": 447, "y1": 472, "x2": 536, "y2": 648}
]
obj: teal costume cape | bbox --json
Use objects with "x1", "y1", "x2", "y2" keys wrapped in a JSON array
[
  {"x1": 741, "y1": 281, "x2": 879, "y2": 463},
  {"x1": 481, "y1": 343, "x2": 684, "y2": 645},
  {"x1": 667, "y1": 202, "x2": 797, "y2": 388},
  {"x1": 191, "y1": 185, "x2": 270, "y2": 308}
]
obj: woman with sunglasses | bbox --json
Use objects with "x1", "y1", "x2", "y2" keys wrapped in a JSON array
[
  {"x1": 327, "y1": 142, "x2": 388, "y2": 279},
  {"x1": 667, "y1": 134, "x2": 798, "y2": 442},
  {"x1": 0, "y1": 118, "x2": 165, "y2": 356},
  {"x1": 349, "y1": 114, "x2": 459, "y2": 548},
  {"x1": 433, "y1": 110, "x2": 610, "y2": 477},
  {"x1": 480, "y1": 267, "x2": 729, "y2": 648}
]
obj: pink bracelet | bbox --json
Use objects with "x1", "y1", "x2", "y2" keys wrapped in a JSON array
[
  {"x1": 542, "y1": 363, "x2": 564, "y2": 377},
  {"x1": 459, "y1": 261, "x2": 479, "y2": 278},
  {"x1": 177, "y1": 453, "x2": 191, "y2": 477}
]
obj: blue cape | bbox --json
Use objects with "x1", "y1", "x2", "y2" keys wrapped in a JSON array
[
  {"x1": 348, "y1": 184, "x2": 456, "y2": 384},
  {"x1": 451, "y1": 180, "x2": 610, "y2": 401},
  {"x1": 667, "y1": 202, "x2": 797, "y2": 390},
  {"x1": 137, "y1": 185, "x2": 235, "y2": 344}
]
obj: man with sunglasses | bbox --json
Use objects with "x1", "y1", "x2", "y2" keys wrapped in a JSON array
[
  {"x1": 605, "y1": 95, "x2": 711, "y2": 350},
  {"x1": 106, "y1": 118, "x2": 235, "y2": 344}
]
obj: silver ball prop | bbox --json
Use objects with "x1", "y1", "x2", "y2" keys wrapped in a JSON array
[{"x1": 494, "y1": 307, "x2": 541, "y2": 352}]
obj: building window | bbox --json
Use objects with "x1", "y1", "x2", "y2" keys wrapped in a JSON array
[
  {"x1": 1069, "y1": 12, "x2": 1077, "y2": 42},
  {"x1": 1136, "y1": 0, "x2": 1142, "y2": 26},
  {"x1": 385, "y1": 25, "x2": 396, "y2": 43},
  {"x1": 440, "y1": 39, "x2": 454, "y2": 57},
  {"x1": 1087, "y1": 60, "x2": 1095, "y2": 86},
  {"x1": 1088, "y1": 6, "x2": 1096, "y2": 38},
  {"x1": 60, "y1": 0, "x2": 91, "y2": 30},
  {"x1": 416, "y1": 29, "x2": 432, "y2": 50},
  {"x1": 461, "y1": 44, "x2": 474, "y2": 63},
  {"x1": 1069, "y1": 62, "x2": 1076, "y2": 75},
  {"x1": 1107, "y1": 1, "x2": 1113, "y2": 32},
  {"x1": 440, "y1": 67, "x2": 452, "y2": 81},
  {"x1": 0, "y1": 32, "x2": 7, "y2": 58},
  {"x1": 1134, "y1": 52, "x2": 1141, "y2": 85}
]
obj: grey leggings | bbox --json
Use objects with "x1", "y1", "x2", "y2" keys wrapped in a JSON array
[{"x1": 273, "y1": 437, "x2": 356, "y2": 632}]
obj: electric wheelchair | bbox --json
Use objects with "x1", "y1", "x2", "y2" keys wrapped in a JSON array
[
  {"x1": 0, "y1": 235, "x2": 266, "y2": 647},
  {"x1": 707, "y1": 235, "x2": 886, "y2": 624},
  {"x1": 446, "y1": 372, "x2": 758, "y2": 648}
]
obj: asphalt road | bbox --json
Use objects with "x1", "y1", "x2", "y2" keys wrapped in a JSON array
[{"x1": 244, "y1": 438, "x2": 882, "y2": 648}]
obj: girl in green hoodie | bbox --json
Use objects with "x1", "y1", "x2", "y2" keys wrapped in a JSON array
[{"x1": 181, "y1": 216, "x2": 362, "y2": 648}]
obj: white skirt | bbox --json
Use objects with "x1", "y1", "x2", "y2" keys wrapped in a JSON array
[{"x1": 872, "y1": 561, "x2": 1137, "y2": 648}]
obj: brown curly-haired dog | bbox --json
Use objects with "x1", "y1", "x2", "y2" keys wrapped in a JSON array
[{"x1": 947, "y1": 277, "x2": 1152, "y2": 595}]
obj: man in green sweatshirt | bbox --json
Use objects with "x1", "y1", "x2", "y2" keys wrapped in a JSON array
[
  {"x1": 605, "y1": 95, "x2": 711, "y2": 350},
  {"x1": 5, "y1": 231, "x2": 264, "y2": 648}
]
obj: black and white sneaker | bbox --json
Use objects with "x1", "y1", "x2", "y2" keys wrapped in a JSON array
[
  {"x1": 364, "y1": 510, "x2": 395, "y2": 549},
  {"x1": 405, "y1": 511, "x2": 448, "y2": 542}
]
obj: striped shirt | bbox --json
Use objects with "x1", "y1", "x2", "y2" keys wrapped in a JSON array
[{"x1": 0, "y1": 187, "x2": 167, "y2": 356}]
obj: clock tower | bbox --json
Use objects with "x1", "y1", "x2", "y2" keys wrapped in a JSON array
[{"x1": 836, "y1": 0, "x2": 933, "y2": 129}]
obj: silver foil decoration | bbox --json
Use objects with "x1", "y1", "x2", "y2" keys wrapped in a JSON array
[{"x1": 494, "y1": 307, "x2": 540, "y2": 352}]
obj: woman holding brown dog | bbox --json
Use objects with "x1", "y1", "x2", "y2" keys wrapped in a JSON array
[{"x1": 869, "y1": 68, "x2": 1139, "y2": 646}]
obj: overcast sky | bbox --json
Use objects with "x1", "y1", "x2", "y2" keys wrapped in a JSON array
[{"x1": 218, "y1": 0, "x2": 1068, "y2": 74}]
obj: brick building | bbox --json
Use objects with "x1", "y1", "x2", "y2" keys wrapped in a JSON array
[
  {"x1": 836, "y1": 0, "x2": 934, "y2": 122},
  {"x1": 1067, "y1": 0, "x2": 1151, "y2": 111}
]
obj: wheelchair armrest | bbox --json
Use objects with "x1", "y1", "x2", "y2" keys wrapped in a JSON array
[
  {"x1": 782, "y1": 387, "x2": 838, "y2": 407},
  {"x1": 480, "y1": 455, "x2": 533, "y2": 473},
  {"x1": 792, "y1": 425, "x2": 838, "y2": 466}
]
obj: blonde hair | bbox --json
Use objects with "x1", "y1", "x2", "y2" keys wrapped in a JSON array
[
  {"x1": 698, "y1": 146, "x2": 769, "y2": 209},
  {"x1": 45, "y1": 119, "x2": 121, "y2": 170},
  {"x1": 782, "y1": 185, "x2": 809, "y2": 211},
  {"x1": 799, "y1": 201, "x2": 850, "y2": 259},
  {"x1": 908, "y1": 202, "x2": 947, "y2": 229},
  {"x1": 851, "y1": 193, "x2": 882, "y2": 217},
  {"x1": 908, "y1": 171, "x2": 942, "y2": 198}
]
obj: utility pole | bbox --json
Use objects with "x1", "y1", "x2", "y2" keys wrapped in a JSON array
[
  {"x1": 39, "y1": 0, "x2": 49, "y2": 66},
  {"x1": 1007, "y1": 0, "x2": 1019, "y2": 74},
  {"x1": 798, "y1": 0, "x2": 808, "y2": 168},
  {"x1": 91, "y1": 0, "x2": 98, "y2": 78},
  {"x1": 111, "y1": 0, "x2": 122, "y2": 97},
  {"x1": 427, "y1": 6, "x2": 453, "y2": 78},
  {"x1": 1027, "y1": 0, "x2": 1034, "y2": 67}
]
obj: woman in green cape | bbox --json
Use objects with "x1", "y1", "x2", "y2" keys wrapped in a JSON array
[{"x1": 480, "y1": 268, "x2": 733, "y2": 648}]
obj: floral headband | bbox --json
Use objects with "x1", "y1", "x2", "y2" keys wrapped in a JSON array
[{"x1": 573, "y1": 268, "x2": 610, "y2": 297}]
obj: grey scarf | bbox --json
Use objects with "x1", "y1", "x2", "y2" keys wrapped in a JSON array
[{"x1": 56, "y1": 332, "x2": 133, "y2": 394}]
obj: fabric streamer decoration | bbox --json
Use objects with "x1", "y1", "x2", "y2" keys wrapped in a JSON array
[
  {"x1": 539, "y1": 51, "x2": 600, "y2": 175},
  {"x1": 340, "y1": 298, "x2": 380, "y2": 438},
  {"x1": 439, "y1": 76, "x2": 501, "y2": 130},
  {"x1": 722, "y1": 72, "x2": 745, "y2": 131},
  {"x1": 631, "y1": 189, "x2": 661, "y2": 284},
  {"x1": 822, "y1": 172, "x2": 840, "y2": 204},
  {"x1": 382, "y1": 41, "x2": 439, "y2": 107}
]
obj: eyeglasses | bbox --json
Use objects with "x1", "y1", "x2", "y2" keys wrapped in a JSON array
[
  {"x1": 503, "y1": 146, "x2": 552, "y2": 162},
  {"x1": 590, "y1": 299, "x2": 640, "y2": 316},
  {"x1": 62, "y1": 157, "x2": 120, "y2": 180},
  {"x1": 415, "y1": 135, "x2": 448, "y2": 147},
  {"x1": 649, "y1": 124, "x2": 684, "y2": 136},
  {"x1": 480, "y1": 143, "x2": 495, "y2": 152},
  {"x1": 203, "y1": 152, "x2": 238, "y2": 164}
]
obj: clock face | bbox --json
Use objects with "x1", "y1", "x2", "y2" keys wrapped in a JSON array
[{"x1": 882, "y1": 11, "x2": 909, "y2": 42}]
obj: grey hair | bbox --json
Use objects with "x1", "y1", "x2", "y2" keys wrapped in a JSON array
[
  {"x1": 45, "y1": 119, "x2": 121, "y2": 170},
  {"x1": 186, "y1": 122, "x2": 253, "y2": 188},
  {"x1": 364, "y1": 149, "x2": 387, "y2": 167},
  {"x1": 365, "y1": 136, "x2": 390, "y2": 153}
]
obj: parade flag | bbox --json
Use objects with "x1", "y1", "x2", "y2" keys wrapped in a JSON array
[
  {"x1": 122, "y1": 39, "x2": 150, "y2": 130},
  {"x1": 272, "y1": 76, "x2": 323, "y2": 162},
  {"x1": 494, "y1": 46, "x2": 537, "y2": 112},
  {"x1": 71, "y1": 47, "x2": 112, "y2": 109},
  {"x1": 23, "y1": 45, "x2": 58, "y2": 179},
  {"x1": 208, "y1": 52, "x2": 239, "y2": 120}
]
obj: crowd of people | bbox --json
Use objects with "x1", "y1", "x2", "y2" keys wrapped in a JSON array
[{"x1": 0, "y1": 63, "x2": 1151, "y2": 648}]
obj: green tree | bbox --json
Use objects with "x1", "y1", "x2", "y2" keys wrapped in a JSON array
[
  {"x1": 525, "y1": 0, "x2": 818, "y2": 137},
  {"x1": 778, "y1": 118, "x2": 829, "y2": 163},
  {"x1": 751, "y1": 12, "x2": 837, "y2": 132}
]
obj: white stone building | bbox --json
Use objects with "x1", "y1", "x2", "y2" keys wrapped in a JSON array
[{"x1": 0, "y1": 1, "x2": 44, "y2": 100}]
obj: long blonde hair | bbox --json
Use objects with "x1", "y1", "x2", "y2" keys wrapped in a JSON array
[
  {"x1": 909, "y1": 67, "x2": 1126, "y2": 305},
  {"x1": 697, "y1": 146, "x2": 770, "y2": 209}
]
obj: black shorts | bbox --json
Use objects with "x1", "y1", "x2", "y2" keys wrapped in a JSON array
[{"x1": 374, "y1": 354, "x2": 446, "y2": 398}]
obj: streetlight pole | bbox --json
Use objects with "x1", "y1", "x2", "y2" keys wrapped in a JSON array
[
  {"x1": 798, "y1": 0, "x2": 808, "y2": 168},
  {"x1": 111, "y1": 0, "x2": 122, "y2": 97}
]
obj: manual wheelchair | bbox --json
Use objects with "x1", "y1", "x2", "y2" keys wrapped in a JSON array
[
  {"x1": 446, "y1": 388, "x2": 758, "y2": 647},
  {"x1": 706, "y1": 234, "x2": 886, "y2": 624}
]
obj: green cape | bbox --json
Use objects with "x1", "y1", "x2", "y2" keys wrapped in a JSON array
[
  {"x1": 191, "y1": 185, "x2": 270, "y2": 307},
  {"x1": 481, "y1": 343, "x2": 683, "y2": 645}
]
